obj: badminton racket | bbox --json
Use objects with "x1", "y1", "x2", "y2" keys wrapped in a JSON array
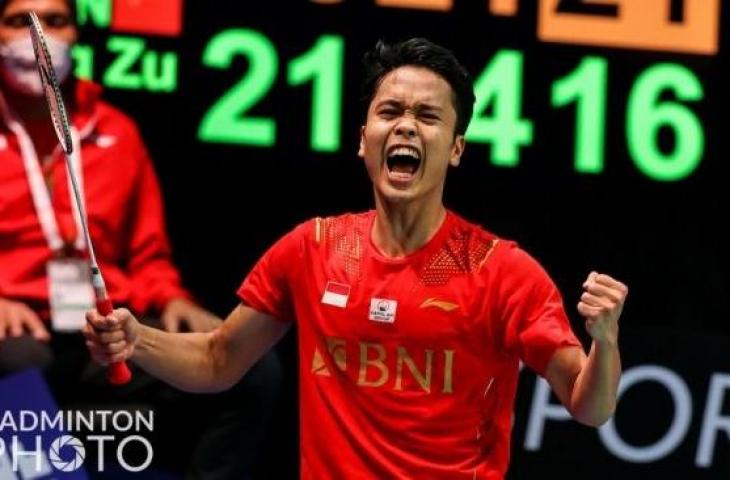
[{"x1": 27, "y1": 11, "x2": 131, "y2": 385}]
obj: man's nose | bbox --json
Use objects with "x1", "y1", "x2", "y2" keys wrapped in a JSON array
[{"x1": 394, "y1": 118, "x2": 417, "y2": 138}]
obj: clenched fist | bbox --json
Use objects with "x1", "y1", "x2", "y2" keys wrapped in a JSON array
[
  {"x1": 83, "y1": 308, "x2": 140, "y2": 365},
  {"x1": 578, "y1": 272, "x2": 628, "y2": 346}
]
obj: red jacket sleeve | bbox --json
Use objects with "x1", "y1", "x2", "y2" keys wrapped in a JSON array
[
  {"x1": 124, "y1": 130, "x2": 192, "y2": 314},
  {"x1": 494, "y1": 242, "x2": 582, "y2": 375}
]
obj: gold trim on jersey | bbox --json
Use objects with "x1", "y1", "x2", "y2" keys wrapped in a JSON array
[{"x1": 476, "y1": 238, "x2": 500, "y2": 273}]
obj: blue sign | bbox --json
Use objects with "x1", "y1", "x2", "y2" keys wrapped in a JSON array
[{"x1": 0, "y1": 369, "x2": 88, "y2": 480}]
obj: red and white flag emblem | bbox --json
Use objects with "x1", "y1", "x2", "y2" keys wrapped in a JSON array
[{"x1": 321, "y1": 281, "x2": 350, "y2": 308}]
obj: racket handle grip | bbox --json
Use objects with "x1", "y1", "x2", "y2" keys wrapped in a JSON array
[{"x1": 96, "y1": 298, "x2": 133, "y2": 386}]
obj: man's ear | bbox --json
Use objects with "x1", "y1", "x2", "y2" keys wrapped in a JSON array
[
  {"x1": 358, "y1": 125, "x2": 366, "y2": 158},
  {"x1": 449, "y1": 135, "x2": 465, "y2": 167}
]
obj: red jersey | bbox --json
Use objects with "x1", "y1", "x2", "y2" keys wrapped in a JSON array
[
  {"x1": 0, "y1": 80, "x2": 191, "y2": 316},
  {"x1": 238, "y1": 210, "x2": 580, "y2": 479}
]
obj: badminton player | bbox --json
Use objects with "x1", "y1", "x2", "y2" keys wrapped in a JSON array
[{"x1": 86, "y1": 38, "x2": 628, "y2": 479}]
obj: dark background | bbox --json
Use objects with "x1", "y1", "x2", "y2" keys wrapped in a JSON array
[{"x1": 76, "y1": 1, "x2": 729, "y2": 478}]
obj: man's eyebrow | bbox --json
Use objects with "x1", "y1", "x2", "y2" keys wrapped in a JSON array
[
  {"x1": 415, "y1": 103, "x2": 443, "y2": 112},
  {"x1": 374, "y1": 99, "x2": 404, "y2": 109},
  {"x1": 374, "y1": 99, "x2": 443, "y2": 111}
]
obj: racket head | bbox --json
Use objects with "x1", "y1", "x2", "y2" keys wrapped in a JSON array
[{"x1": 27, "y1": 11, "x2": 73, "y2": 155}]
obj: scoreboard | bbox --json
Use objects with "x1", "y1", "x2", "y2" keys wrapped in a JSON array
[{"x1": 74, "y1": 0, "x2": 720, "y2": 182}]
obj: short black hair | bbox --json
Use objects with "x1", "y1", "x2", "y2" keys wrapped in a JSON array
[
  {"x1": 0, "y1": 0, "x2": 77, "y2": 24},
  {"x1": 361, "y1": 38, "x2": 475, "y2": 136}
]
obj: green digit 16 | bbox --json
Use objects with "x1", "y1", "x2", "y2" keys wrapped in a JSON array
[
  {"x1": 198, "y1": 30, "x2": 344, "y2": 151},
  {"x1": 552, "y1": 58, "x2": 704, "y2": 181}
]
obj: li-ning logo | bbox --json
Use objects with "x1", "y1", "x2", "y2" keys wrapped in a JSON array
[
  {"x1": 419, "y1": 298, "x2": 459, "y2": 312},
  {"x1": 49, "y1": 435, "x2": 85, "y2": 472}
]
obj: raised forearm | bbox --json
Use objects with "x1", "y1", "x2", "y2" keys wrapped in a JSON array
[
  {"x1": 569, "y1": 339, "x2": 621, "y2": 426},
  {"x1": 568, "y1": 272, "x2": 627, "y2": 426}
]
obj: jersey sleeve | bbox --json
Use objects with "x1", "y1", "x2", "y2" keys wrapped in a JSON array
[
  {"x1": 493, "y1": 243, "x2": 582, "y2": 375},
  {"x1": 236, "y1": 222, "x2": 309, "y2": 321}
]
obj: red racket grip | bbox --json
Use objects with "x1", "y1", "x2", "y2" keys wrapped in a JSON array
[{"x1": 96, "y1": 298, "x2": 132, "y2": 385}]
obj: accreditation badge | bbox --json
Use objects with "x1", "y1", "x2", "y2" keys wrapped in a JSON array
[{"x1": 47, "y1": 259, "x2": 95, "y2": 332}]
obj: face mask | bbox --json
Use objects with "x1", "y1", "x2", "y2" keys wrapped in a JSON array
[{"x1": 0, "y1": 35, "x2": 72, "y2": 96}]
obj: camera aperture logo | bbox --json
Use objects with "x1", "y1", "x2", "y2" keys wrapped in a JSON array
[
  {"x1": 0, "y1": 409, "x2": 155, "y2": 475},
  {"x1": 49, "y1": 435, "x2": 86, "y2": 471}
]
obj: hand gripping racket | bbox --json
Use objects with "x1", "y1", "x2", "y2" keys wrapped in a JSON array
[{"x1": 27, "y1": 11, "x2": 132, "y2": 385}]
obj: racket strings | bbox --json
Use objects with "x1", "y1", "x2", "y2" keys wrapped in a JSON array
[
  {"x1": 27, "y1": 11, "x2": 98, "y2": 268},
  {"x1": 28, "y1": 11, "x2": 73, "y2": 155}
]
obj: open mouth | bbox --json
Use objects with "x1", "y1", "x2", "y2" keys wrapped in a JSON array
[{"x1": 385, "y1": 145, "x2": 422, "y2": 181}]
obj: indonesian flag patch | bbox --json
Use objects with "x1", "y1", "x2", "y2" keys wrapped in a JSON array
[{"x1": 321, "y1": 281, "x2": 350, "y2": 308}]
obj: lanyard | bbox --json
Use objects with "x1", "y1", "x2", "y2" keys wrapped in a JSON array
[{"x1": 0, "y1": 96, "x2": 87, "y2": 252}]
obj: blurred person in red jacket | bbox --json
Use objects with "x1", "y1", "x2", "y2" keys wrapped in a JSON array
[
  {"x1": 0, "y1": 0, "x2": 281, "y2": 478},
  {"x1": 0, "y1": 0, "x2": 217, "y2": 359}
]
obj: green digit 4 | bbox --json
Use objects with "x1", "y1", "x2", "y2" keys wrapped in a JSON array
[{"x1": 465, "y1": 50, "x2": 533, "y2": 167}]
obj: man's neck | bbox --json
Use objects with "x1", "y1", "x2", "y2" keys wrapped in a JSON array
[{"x1": 371, "y1": 194, "x2": 447, "y2": 258}]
